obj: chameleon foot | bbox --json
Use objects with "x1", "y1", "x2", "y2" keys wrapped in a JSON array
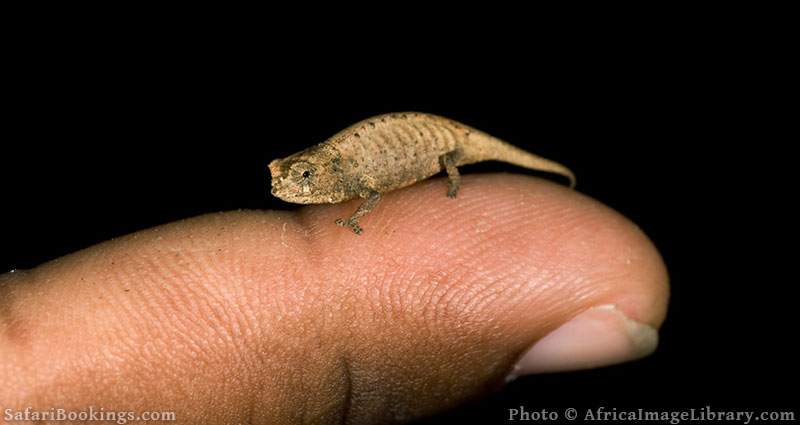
[
  {"x1": 447, "y1": 183, "x2": 459, "y2": 198},
  {"x1": 441, "y1": 150, "x2": 461, "y2": 199},
  {"x1": 335, "y1": 218, "x2": 363, "y2": 235}
]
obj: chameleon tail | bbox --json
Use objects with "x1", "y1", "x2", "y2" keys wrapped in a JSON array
[{"x1": 459, "y1": 131, "x2": 576, "y2": 188}]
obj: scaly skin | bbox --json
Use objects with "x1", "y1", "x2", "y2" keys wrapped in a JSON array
[{"x1": 269, "y1": 112, "x2": 575, "y2": 234}]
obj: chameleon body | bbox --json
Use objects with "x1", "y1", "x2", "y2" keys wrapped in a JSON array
[{"x1": 269, "y1": 112, "x2": 575, "y2": 234}]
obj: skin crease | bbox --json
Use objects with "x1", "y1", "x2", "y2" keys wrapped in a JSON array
[{"x1": 0, "y1": 174, "x2": 669, "y2": 424}]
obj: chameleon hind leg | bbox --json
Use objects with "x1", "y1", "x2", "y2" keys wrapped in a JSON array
[
  {"x1": 440, "y1": 150, "x2": 461, "y2": 198},
  {"x1": 336, "y1": 190, "x2": 381, "y2": 235}
]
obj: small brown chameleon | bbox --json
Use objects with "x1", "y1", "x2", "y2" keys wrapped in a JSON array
[{"x1": 269, "y1": 112, "x2": 575, "y2": 234}]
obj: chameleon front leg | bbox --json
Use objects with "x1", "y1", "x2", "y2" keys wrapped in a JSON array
[
  {"x1": 335, "y1": 190, "x2": 382, "y2": 235},
  {"x1": 440, "y1": 150, "x2": 461, "y2": 198}
]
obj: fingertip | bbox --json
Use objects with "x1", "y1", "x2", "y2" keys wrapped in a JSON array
[
  {"x1": 286, "y1": 172, "x2": 669, "y2": 395},
  {"x1": 509, "y1": 304, "x2": 660, "y2": 378}
]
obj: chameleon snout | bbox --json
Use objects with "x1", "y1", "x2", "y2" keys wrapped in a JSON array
[
  {"x1": 268, "y1": 160, "x2": 283, "y2": 196},
  {"x1": 268, "y1": 159, "x2": 282, "y2": 178}
]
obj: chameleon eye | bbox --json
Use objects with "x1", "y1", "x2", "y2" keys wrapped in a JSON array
[{"x1": 302, "y1": 170, "x2": 311, "y2": 179}]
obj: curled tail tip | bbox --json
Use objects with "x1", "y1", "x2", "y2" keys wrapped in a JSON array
[
  {"x1": 529, "y1": 162, "x2": 577, "y2": 189},
  {"x1": 558, "y1": 172, "x2": 576, "y2": 189},
  {"x1": 566, "y1": 171, "x2": 577, "y2": 189},
  {"x1": 548, "y1": 164, "x2": 576, "y2": 189}
]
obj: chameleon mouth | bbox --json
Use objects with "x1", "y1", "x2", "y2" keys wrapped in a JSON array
[
  {"x1": 268, "y1": 159, "x2": 287, "y2": 197},
  {"x1": 270, "y1": 177, "x2": 288, "y2": 196}
]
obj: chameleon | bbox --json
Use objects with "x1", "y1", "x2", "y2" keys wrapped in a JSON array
[{"x1": 269, "y1": 112, "x2": 575, "y2": 235}]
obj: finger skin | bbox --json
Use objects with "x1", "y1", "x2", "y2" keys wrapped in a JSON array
[{"x1": 0, "y1": 174, "x2": 668, "y2": 424}]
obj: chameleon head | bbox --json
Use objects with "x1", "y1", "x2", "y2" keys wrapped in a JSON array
[{"x1": 269, "y1": 154, "x2": 348, "y2": 204}]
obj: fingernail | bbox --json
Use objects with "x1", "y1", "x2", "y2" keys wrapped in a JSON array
[{"x1": 507, "y1": 304, "x2": 658, "y2": 380}]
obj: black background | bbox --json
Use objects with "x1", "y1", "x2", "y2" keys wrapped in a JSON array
[{"x1": 1, "y1": 21, "x2": 796, "y2": 424}]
